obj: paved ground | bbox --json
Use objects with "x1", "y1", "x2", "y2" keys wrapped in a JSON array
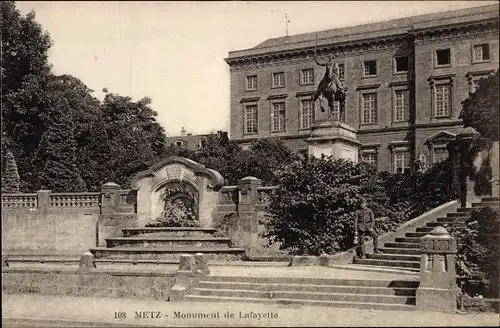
[
  {"x1": 5, "y1": 262, "x2": 419, "y2": 281},
  {"x1": 3, "y1": 294, "x2": 498, "y2": 327}
]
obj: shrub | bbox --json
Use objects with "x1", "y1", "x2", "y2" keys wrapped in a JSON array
[
  {"x1": 263, "y1": 156, "x2": 388, "y2": 255},
  {"x1": 1, "y1": 150, "x2": 20, "y2": 193},
  {"x1": 455, "y1": 207, "x2": 499, "y2": 298}
]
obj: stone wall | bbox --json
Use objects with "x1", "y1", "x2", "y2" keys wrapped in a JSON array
[{"x1": 2, "y1": 186, "x2": 137, "y2": 256}]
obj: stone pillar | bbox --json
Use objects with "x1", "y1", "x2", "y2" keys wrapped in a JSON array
[
  {"x1": 79, "y1": 251, "x2": 96, "y2": 271},
  {"x1": 36, "y1": 190, "x2": 51, "y2": 221},
  {"x1": 307, "y1": 119, "x2": 361, "y2": 161},
  {"x1": 456, "y1": 127, "x2": 481, "y2": 208},
  {"x1": 237, "y1": 177, "x2": 262, "y2": 257},
  {"x1": 416, "y1": 226, "x2": 459, "y2": 313},
  {"x1": 100, "y1": 182, "x2": 121, "y2": 214},
  {"x1": 490, "y1": 141, "x2": 499, "y2": 198}
]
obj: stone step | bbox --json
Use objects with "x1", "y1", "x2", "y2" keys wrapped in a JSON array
[
  {"x1": 405, "y1": 232, "x2": 428, "y2": 238},
  {"x1": 184, "y1": 295, "x2": 417, "y2": 311},
  {"x1": 482, "y1": 197, "x2": 499, "y2": 202},
  {"x1": 384, "y1": 242, "x2": 420, "y2": 249},
  {"x1": 457, "y1": 208, "x2": 473, "y2": 213},
  {"x1": 201, "y1": 276, "x2": 419, "y2": 288},
  {"x1": 105, "y1": 237, "x2": 231, "y2": 248},
  {"x1": 365, "y1": 253, "x2": 420, "y2": 262},
  {"x1": 196, "y1": 281, "x2": 417, "y2": 296},
  {"x1": 121, "y1": 227, "x2": 217, "y2": 238},
  {"x1": 446, "y1": 212, "x2": 470, "y2": 218},
  {"x1": 380, "y1": 247, "x2": 421, "y2": 255},
  {"x1": 89, "y1": 247, "x2": 246, "y2": 261},
  {"x1": 191, "y1": 288, "x2": 416, "y2": 305},
  {"x1": 426, "y1": 222, "x2": 466, "y2": 228},
  {"x1": 415, "y1": 227, "x2": 434, "y2": 233},
  {"x1": 353, "y1": 258, "x2": 420, "y2": 269},
  {"x1": 394, "y1": 237, "x2": 420, "y2": 244},
  {"x1": 437, "y1": 217, "x2": 466, "y2": 223},
  {"x1": 472, "y1": 201, "x2": 499, "y2": 208}
]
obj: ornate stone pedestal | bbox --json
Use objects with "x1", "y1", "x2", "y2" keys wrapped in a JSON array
[
  {"x1": 416, "y1": 226, "x2": 459, "y2": 313},
  {"x1": 307, "y1": 120, "x2": 361, "y2": 162}
]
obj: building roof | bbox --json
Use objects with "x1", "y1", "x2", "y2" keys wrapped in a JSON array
[{"x1": 226, "y1": 4, "x2": 499, "y2": 60}]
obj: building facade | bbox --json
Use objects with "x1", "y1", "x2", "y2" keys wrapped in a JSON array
[
  {"x1": 225, "y1": 4, "x2": 499, "y2": 173},
  {"x1": 165, "y1": 127, "x2": 228, "y2": 151}
]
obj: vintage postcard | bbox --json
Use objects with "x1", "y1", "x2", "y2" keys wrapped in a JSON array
[{"x1": 2, "y1": 1, "x2": 499, "y2": 327}]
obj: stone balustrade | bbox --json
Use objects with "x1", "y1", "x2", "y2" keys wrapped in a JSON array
[
  {"x1": 50, "y1": 192, "x2": 101, "y2": 207},
  {"x1": 256, "y1": 186, "x2": 279, "y2": 205},
  {"x1": 218, "y1": 186, "x2": 239, "y2": 205},
  {"x1": 1, "y1": 194, "x2": 38, "y2": 208}
]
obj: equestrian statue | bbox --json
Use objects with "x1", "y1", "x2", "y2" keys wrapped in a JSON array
[{"x1": 311, "y1": 54, "x2": 347, "y2": 121}]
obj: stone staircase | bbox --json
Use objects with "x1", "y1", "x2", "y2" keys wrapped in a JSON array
[
  {"x1": 89, "y1": 227, "x2": 247, "y2": 262},
  {"x1": 185, "y1": 275, "x2": 419, "y2": 311},
  {"x1": 353, "y1": 197, "x2": 499, "y2": 271}
]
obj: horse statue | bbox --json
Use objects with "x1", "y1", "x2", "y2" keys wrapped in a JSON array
[{"x1": 311, "y1": 55, "x2": 347, "y2": 121}]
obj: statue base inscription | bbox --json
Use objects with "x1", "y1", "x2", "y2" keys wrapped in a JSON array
[{"x1": 307, "y1": 120, "x2": 361, "y2": 162}]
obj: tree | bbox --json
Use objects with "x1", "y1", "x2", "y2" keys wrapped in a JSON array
[
  {"x1": 1, "y1": 150, "x2": 21, "y2": 193},
  {"x1": 82, "y1": 92, "x2": 168, "y2": 189},
  {"x1": 1, "y1": 1, "x2": 53, "y2": 191},
  {"x1": 460, "y1": 70, "x2": 499, "y2": 142},
  {"x1": 264, "y1": 156, "x2": 387, "y2": 255},
  {"x1": 34, "y1": 85, "x2": 86, "y2": 192}
]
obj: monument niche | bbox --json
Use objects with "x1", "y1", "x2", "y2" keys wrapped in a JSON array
[
  {"x1": 307, "y1": 54, "x2": 361, "y2": 162},
  {"x1": 130, "y1": 157, "x2": 224, "y2": 228}
]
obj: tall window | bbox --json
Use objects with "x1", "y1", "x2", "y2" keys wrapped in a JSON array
[
  {"x1": 362, "y1": 153, "x2": 378, "y2": 167},
  {"x1": 272, "y1": 72, "x2": 285, "y2": 88},
  {"x1": 300, "y1": 99, "x2": 314, "y2": 129},
  {"x1": 394, "y1": 90, "x2": 409, "y2": 122},
  {"x1": 395, "y1": 56, "x2": 409, "y2": 73},
  {"x1": 301, "y1": 69, "x2": 314, "y2": 85},
  {"x1": 435, "y1": 49, "x2": 451, "y2": 66},
  {"x1": 473, "y1": 44, "x2": 490, "y2": 62},
  {"x1": 271, "y1": 102, "x2": 286, "y2": 132},
  {"x1": 362, "y1": 93, "x2": 377, "y2": 124},
  {"x1": 337, "y1": 63, "x2": 345, "y2": 80},
  {"x1": 363, "y1": 60, "x2": 377, "y2": 76},
  {"x1": 245, "y1": 75, "x2": 257, "y2": 91},
  {"x1": 394, "y1": 151, "x2": 410, "y2": 173},
  {"x1": 434, "y1": 84, "x2": 451, "y2": 117},
  {"x1": 331, "y1": 101, "x2": 340, "y2": 121},
  {"x1": 433, "y1": 147, "x2": 448, "y2": 164},
  {"x1": 244, "y1": 105, "x2": 258, "y2": 134}
]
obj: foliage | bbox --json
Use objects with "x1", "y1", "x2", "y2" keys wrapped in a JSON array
[
  {"x1": 379, "y1": 159, "x2": 456, "y2": 221},
  {"x1": 1, "y1": 1, "x2": 53, "y2": 191},
  {"x1": 460, "y1": 70, "x2": 499, "y2": 142},
  {"x1": 1, "y1": 150, "x2": 21, "y2": 193},
  {"x1": 454, "y1": 207, "x2": 499, "y2": 298},
  {"x1": 264, "y1": 156, "x2": 388, "y2": 255},
  {"x1": 34, "y1": 84, "x2": 86, "y2": 192}
]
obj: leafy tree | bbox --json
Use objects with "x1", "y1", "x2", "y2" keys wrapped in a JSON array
[
  {"x1": 455, "y1": 207, "x2": 499, "y2": 298},
  {"x1": 83, "y1": 92, "x2": 168, "y2": 189},
  {"x1": 264, "y1": 156, "x2": 387, "y2": 255},
  {"x1": 1, "y1": 1, "x2": 53, "y2": 191},
  {"x1": 460, "y1": 70, "x2": 499, "y2": 142},
  {"x1": 34, "y1": 85, "x2": 86, "y2": 192},
  {"x1": 1, "y1": 150, "x2": 21, "y2": 193}
]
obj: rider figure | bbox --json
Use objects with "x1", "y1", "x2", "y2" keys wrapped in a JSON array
[{"x1": 312, "y1": 55, "x2": 346, "y2": 118}]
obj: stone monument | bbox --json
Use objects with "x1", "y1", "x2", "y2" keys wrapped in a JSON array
[{"x1": 307, "y1": 54, "x2": 361, "y2": 161}]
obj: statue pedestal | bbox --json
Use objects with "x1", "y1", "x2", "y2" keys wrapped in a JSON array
[{"x1": 307, "y1": 120, "x2": 361, "y2": 162}]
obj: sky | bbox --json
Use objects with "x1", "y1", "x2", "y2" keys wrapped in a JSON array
[{"x1": 16, "y1": 1, "x2": 497, "y2": 136}]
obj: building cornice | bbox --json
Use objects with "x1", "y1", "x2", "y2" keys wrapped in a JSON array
[
  {"x1": 226, "y1": 17, "x2": 498, "y2": 71},
  {"x1": 226, "y1": 34, "x2": 408, "y2": 71}
]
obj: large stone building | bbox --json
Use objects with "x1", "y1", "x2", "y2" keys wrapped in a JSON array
[
  {"x1": 165, "y1": 127, "x2": 228, "y2": 151},
  {"x1": 225, "y1": 4, "x2": 499, "y2": 173}
]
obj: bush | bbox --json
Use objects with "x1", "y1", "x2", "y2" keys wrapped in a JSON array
[
  {"x1": 263, "y1": 156, "x2": 388, "y2": 255},
  {"x1": 455, "y1": 207, "x2": 499, "y2": 298}
]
